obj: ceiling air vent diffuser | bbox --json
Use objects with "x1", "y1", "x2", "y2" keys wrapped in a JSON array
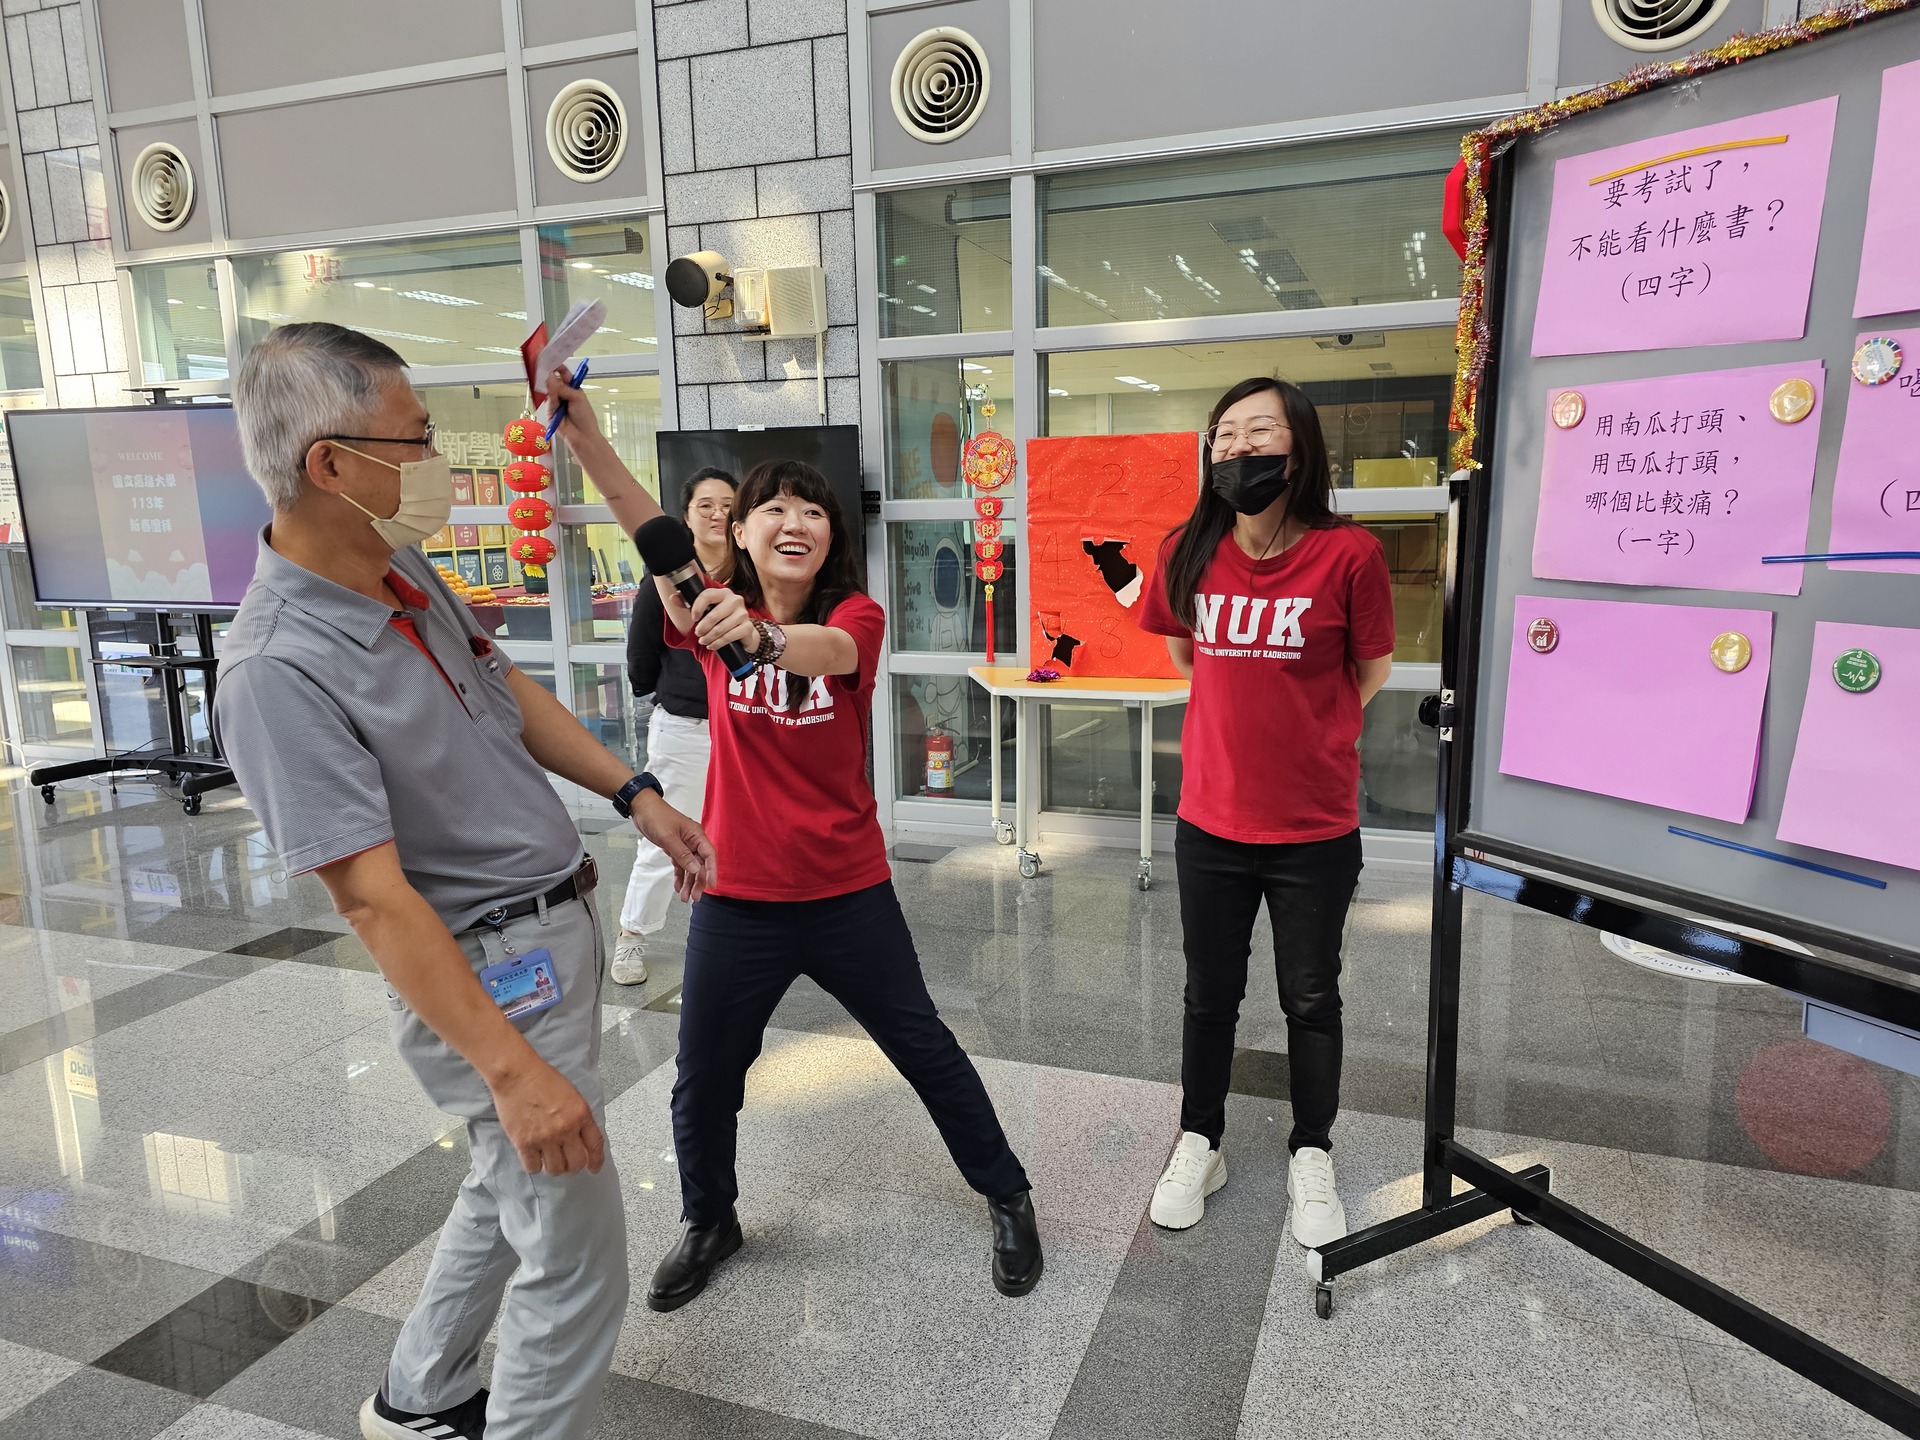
[
  {"x1": 1592, "y1": 0, "x2": 1731, "y2": 52},
  {"x1": 131, "y1": 142, "x2": 194, "y2": 231},
  {"x1": 546, "y1": 79, "x2": 628, "y2": 182},
  {"x1": 891, "y1": 27, "x2": 990, "y2": 143}
]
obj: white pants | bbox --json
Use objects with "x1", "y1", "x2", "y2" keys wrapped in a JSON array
[{"x1": 619, "y1": 707, "x2": 711, "y2": 935}]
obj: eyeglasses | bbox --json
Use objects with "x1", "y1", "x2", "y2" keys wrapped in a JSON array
[
  {"x1": 1205, "y1": 421, "x2": 1288, "y2": 454},
  {"x1": 690, "y1": 500, "x2": 732, "y2": 518},
  {"x1": 319, "y1": 422, "x2": 438, "y2": 454}
]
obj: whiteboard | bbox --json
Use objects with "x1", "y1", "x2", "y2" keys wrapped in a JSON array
[{"x1": 1465, "y1": 8, "x2": 1920, "y2": 967}]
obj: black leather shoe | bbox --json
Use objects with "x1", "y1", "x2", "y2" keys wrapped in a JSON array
[
  {"x1": 988, "y1": 1190, "x2": 1043, "y2": 1297},
  {"x1": 646, "y1": 1214, "x2": 743, "y2": 1312}
]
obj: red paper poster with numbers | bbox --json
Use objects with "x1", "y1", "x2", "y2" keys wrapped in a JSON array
[{"x1": 1025, "y1": 433, "x2": 1199, "y2": 680}]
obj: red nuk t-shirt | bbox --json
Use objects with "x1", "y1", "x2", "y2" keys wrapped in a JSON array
[
  {"x1": 1138, "y1": 524, "x2": 1397, "y2": 845},
  {"x1": 667, "y1": 592, "x2": 891, "y2": 901}
]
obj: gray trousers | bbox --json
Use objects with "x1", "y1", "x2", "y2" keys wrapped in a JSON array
[{"x1": 383, "y1": 890, "x2": 629, "y2": 1440}]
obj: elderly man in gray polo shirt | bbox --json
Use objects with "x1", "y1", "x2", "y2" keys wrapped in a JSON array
[{"x1": 213, "y1": 322, "x2": 713, "y2": 1440}]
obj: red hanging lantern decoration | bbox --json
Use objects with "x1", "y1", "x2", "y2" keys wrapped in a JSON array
[
  {"x1": 960, "y1": 431, "x2": 1019, "y2": 662},
  {"x1": 502, "y1": 417, "x2": 552, "y2": 458},
  {"x1": 509, "y1": 533, "x2": 556, "y2": 566},
  {"x1": 505, "y1": 459, "x2": 551, "y2": 494},
  {"x1": 507, "y1": 496, "x2": 554, "y2": 532}
]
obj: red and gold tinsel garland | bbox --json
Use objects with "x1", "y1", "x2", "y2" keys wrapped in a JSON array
[{"x1": 1448, "y1": 0, "x2": 1918, "y2": 475}]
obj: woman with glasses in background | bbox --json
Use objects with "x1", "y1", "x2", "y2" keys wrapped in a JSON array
[
  {"x1": 1138, "y1": 376, "x2": 1395, "y2": 1250},
  {"x1": 610, "y1": 467, "x2": 738, "y2": 986}
]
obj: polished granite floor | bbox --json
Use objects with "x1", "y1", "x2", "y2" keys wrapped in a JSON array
[{"x1": 0, "y1": 777, "x2": 1915, "y2": 1438}]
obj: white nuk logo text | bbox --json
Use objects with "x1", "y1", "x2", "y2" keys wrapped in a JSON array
[
  {"x1": 728, "y1": 665, "x2": 835, "y2": 720},
  {"x1": 1192, "y1": 594, "x2": 1312, "y2": 654}
]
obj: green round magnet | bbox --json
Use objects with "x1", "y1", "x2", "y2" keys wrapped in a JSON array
[{"x1": 1832, "y1": 647, "x2": 1881, "y2": 694}]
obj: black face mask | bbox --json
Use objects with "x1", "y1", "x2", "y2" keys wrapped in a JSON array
[{"x1": 1209, "y1": 453, "x2": 1292, "y2": 515}]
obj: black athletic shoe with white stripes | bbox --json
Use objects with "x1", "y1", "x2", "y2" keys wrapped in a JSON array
[{"x1": 359, "y1": 1385, "x2": 488, "y2": 1439}]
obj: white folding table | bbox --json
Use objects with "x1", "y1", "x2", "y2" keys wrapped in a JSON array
[{"x1": 966, "y1": 665, "x2": 1190, "y2": 890}]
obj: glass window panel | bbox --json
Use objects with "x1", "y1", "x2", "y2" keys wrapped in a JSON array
[
  {"x1": 561, "y1": 523, "x2": 643, "y2": 646},
  {"x1": 554, "y1": 375, "x2": 662, "y2": 505},
  {"x1": 0, "y1": 546, "x2": 74, "y2": 631},
  {"x1": 232, "y1": 232, "x2": 526, "y2": 368},
  {"x1": 414, "y1": 383, "x2": 544, "y2": 635},
  {"x1": 886, "y1": 520, "x2": 1016, "y2": 656},
  {"x1": 882, "y1": 356, "x2": 1014, "y2": 499},
  {"x1": 0, "y1": 276, "x2": 44, "y2": 390},
  {"x1": 1038, "y1": 130, "x2": 1462, "y2": 326},
  {"x1": 1357, "y1": 514, "x2": 1446, "y2": 662},
  {"x1": 890, "y1": 673, "x2": 1015, "y2": 804},
  {"x1": 1359, "y1": 689, "x2": 1436, "y2": 832},
  {"x1": 572, "y1": 663, "x2": 642, "y2": 761},
  {"x1": 128, "y1": 262, "x2": 225, "y2": 383},
  {"x1": 1039, "y1": 700, "x2": 1184, "y2": 818},
  {"x1": 10, "y1": 645, "x2": 91, "y2": 747},
  {"x1": 1041, "y1": 330, "x2": 1453, "y2": 487},
  {"x1": 875, "y1": 181, "x2": 1011, "y2": 338},
  {"x1": 537, "y1": 219, "x2": 659, "y2": 357}
]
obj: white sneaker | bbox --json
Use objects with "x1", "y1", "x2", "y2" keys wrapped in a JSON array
[
  {"x1": 610, "y1": 932, "x2": 648, "y2": 985},
  {"x1": 1288, "y1": 1146, "x2": 1347, "y2": 1248},
  {"x1": 1149, "y1": 1131, "x2": 1226, "y2": 1230}
]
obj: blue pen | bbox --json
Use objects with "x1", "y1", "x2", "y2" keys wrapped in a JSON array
[{"x1": 545, "y1": 359, "x2": 590, "y2": 441}]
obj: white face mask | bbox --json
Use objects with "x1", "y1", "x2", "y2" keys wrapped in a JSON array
[{"x1": 332, "y1": 445, "x2": 454, "y2": 550}]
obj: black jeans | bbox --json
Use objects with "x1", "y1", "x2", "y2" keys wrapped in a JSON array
[
  {"x1": 1174, "y1": 818, "x2": 1363, "y2": 1154},
  {"x1": 672, "y1": 881, "x2": 1030, "y2": 1226}
]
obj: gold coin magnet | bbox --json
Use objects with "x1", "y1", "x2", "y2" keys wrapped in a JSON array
[
  {"x1": 1769, "y1": 378, "x2": 1816, "y2": 423},
  {"x1": 1550, "y1": 391, "x2": 1586, "y2": 429},
  {"x1": 1709, "y1": 631, "x2": 1752, "y2": 674}
]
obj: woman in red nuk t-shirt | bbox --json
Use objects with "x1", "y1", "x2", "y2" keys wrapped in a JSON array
[
  {"x1": 1137, "y1": 376, "x2": 1396, "y2": 1251},
  {"x1": 546, "y1": 393, "x2": 1044, "y2": 1315}
]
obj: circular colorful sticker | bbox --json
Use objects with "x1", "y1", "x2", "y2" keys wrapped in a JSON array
[
  {"x1": 1833, "y1": 647, "x2": 1881, "y2": 694},
  {"x1": 1852, "y1": 336, "x2": 1903, "y2": 387},
  {"x1": 1768, "y1": 378, "x2": 1817, "y2": 423},
  {"x1": 1709, "y1": 631, "x2": 1752, "y2": 674},
  {"x1": 1526, "y1": 617, "x2": 1559, "y2": 654},
  {"x1": 1550, "y1": 391, "x2": 1586, "y2": 429}
]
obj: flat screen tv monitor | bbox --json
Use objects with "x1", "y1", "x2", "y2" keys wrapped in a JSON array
[
  {"x1": 6, "y1": 404, "x2": 271, "y2": 610},
  {"x1": 655, "y1": 425, "x2": 864, "y2": 575}
]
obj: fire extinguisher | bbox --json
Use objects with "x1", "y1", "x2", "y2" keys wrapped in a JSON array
[{"x1": 925, "y1": 730, "x2": 954, "y2": 795}]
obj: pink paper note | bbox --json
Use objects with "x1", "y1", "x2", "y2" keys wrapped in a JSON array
[
  {"x1": 1533, "y1": 362, "x2": 1822, "y2": 595},
  {"x1": 1531, "y1": 97, "x2": 1838, "y2": 357},
  {"x1": 1826, "y1": 327, "x2": 1920, "y2": 575},
  {"x1": 1854, "y1": 59, "x2": 1920, "y2": 318},
  {"x1": 1777, "y1": 622, "x2": 1920, "y2": 873},
  {"x1": 1499, "y1": 595, "x2": 1773, "y2": 822}
]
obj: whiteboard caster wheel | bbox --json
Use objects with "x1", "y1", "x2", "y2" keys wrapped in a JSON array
[
  {"x1": 1018, "y1": 850, "x2": 1040, "y2": 879},
  {"x1": 994, "y1": 821, "x2": 1014, "y2": 846},
  {"x1": 39, "y1": 786, "x2": 54, "y2": 805},
  {"x1": 182, "y1": 795, "x2": 202, "y2": 816},
  {"x1": 1314, "y1": 1283, "x2": 1333, "y2": 1320},
  {"x1": 1137, "y1": 860, "x2": 1152, "y2": 891}
]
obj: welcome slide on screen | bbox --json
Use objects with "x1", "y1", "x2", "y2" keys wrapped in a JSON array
[
  {"x1": 10, "y1": 406, "x2": 269, "y2": 609},
  {"x1": 85, "y1": 410, "x2": 214, "y2": 603}
]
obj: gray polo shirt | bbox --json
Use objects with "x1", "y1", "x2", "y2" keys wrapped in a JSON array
[{"x1": 212, "y1": 530, "x2": 583, "y2": 931}]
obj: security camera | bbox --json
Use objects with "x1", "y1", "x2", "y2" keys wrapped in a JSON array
[
  {"x1": 665, "y1": 250, "x2": 733, "y2": 319},
  {"x1": 1336, "y1": 333, "x2": 1355, "y2": 346}
]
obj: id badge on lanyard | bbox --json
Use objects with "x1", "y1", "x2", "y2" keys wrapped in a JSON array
[{"x1": 480, "y1": 949, "x2": 563, "y2": 1021}]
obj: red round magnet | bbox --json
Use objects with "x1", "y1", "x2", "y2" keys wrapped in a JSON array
[{"x1": 1526, "y1": 617, "x2": 1559, "y2": 654}]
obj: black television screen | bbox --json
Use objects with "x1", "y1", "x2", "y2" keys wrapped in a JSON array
[
  {"x1": 655, "y1": 426, "x2": 864, "y2": 573},
  {"x1": 6, "y1": 405, "x2": 271, "y2": 610}
]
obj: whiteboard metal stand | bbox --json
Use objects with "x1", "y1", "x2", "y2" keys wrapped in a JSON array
[
  {"x1": 1303, "y1": 152, "x2": 1920, "y2": 1436},
  {"x1": 968, "y1": 666, "x2": 1189, "y2": 889}
]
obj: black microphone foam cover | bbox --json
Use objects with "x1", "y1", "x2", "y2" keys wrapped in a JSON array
[{"x1": 634, "y1": 514, "x2": 697, "y2": 573}]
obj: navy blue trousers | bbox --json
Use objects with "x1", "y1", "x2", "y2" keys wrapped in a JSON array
[{"x1": 673, "y1": 881, "x2": 1029, "y2": 1225}]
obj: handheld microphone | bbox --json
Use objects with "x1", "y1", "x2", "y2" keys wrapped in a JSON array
[{"x1": 634, "y1": 515, "x2": 758, "y2": 680}]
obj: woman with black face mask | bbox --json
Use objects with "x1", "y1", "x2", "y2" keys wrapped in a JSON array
[{"x1": 1136, "y1": 376, "x2": 1396, "y2": 1249}]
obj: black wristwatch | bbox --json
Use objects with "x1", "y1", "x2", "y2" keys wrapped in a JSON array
[{"x1": 611, "y1": 771, "x2": 664, "y2": 818}]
